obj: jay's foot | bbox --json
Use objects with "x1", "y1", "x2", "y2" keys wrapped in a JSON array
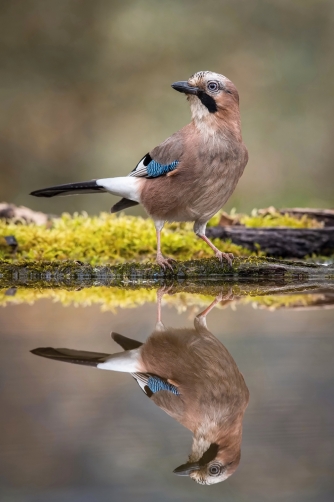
[
  {"x1": 156, "y1": 253, "x2": 176, "y2": 271},
  {"x1": 215, "y1": 250, "x2": 234, "y2": 267}
]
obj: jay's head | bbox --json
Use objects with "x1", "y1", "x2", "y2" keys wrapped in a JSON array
[
  {"x1": 173, "y1": 442, "x2": 241, "y2": 485},
  {"x1": 172, "y1": 71, "x2": 239, "y2": 123}
]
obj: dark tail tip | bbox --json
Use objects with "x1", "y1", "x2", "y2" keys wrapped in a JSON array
[
  {"x1": 30, "y1": 347, "x2": 110, "y2": 367},
  {"x1": 30, "y1": 347, "x2": 57, "y2": 357},
  {"x1": 30, "y1": 189, "x2": 56, "y2": 198},
  {"x1": 30, "y1": 180, "x2": 103, "y2": 198}
]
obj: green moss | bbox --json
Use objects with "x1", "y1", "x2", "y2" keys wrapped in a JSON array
[
  {"x1": 0, "y1": 212, "x2": 250, "y2": 265},
  {"x1": 0, "y1": 209, "x2": 328, "y2": 269},
  {"x1": 240, "y1": 209, "x2": 323, "y2": 229},
  {"x1": 207, "y1": 208, "x2": 323, "y2": 229}
]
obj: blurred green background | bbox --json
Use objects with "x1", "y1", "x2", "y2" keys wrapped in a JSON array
[{"x1": 0, "y1": 0, "x2": 333, "y2": 216}]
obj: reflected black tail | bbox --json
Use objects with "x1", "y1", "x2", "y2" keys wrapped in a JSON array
[
  {"x1": 30, "y1": 180, "x2": 106, "y2": 198},
  {"x1": 30, "y1": 347, "x2": 110, "y2": 367}
]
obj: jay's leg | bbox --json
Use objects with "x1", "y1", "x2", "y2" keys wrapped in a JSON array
[
  {"x1": 194, "y1": 221, "x2": 234, "y2": 267},
  {"x1": 154, "y1": 220, "x2": 176, "y2": 270}
]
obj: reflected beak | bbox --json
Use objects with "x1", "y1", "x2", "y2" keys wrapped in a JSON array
[
  {"x1": 173, "y1": 461, "x2": 201, "y2": 476},
  {"x1": 171, "y1": 81, "x2": 199, "y2": 95}
]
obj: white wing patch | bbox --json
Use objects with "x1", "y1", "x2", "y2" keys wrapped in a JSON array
[
  {"x1": 131, "y1": 372, "x2": 151, "y2": 395},
  {"x1": 129, "y1": 153, "x2": 152, "y2": 178}
]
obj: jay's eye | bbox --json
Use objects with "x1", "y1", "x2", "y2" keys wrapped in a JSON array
[
  {"x1": 207, "y1": 81, "x2": 219, "y2": 92},
  {"x1": 209, "y1": 464, "x2": 221, "y2": 476}
]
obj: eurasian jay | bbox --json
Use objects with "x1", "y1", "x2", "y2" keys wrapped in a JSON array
[
  {"x1": 31, "y1": 71, "x2": 248, "y2": 268},
  {"x1": 31, "y1": 290, "x2": 249, "y2": 485}
]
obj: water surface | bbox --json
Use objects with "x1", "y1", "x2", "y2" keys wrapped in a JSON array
[{"x1": 0, "y1": 284, "x2": 333, "y2": 501}]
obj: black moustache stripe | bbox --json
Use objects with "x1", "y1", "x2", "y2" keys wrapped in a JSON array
[
  {"x1": 198, "y1": 92, "x2": 218, "y2": 113},
  {"x1": 199, "y1": 443, "x2": 219, "y2": 465}
]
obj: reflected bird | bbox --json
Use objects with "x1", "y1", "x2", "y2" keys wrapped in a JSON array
[
  {"x1": 30, "y1": 71, "x2": 248, "y2": 268},
  {"x1": 31, "y1": 290, "x2": 249, "y2": 485}
]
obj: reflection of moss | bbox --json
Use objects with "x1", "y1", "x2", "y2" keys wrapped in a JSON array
[
  {"x1": 0, "y1": 285, "x2": 331, "y2": 312},
  {"x1": 242, "y1": 294, "x2": 322, "y2": 310},
  {"x1": 0, "y1": 212, "x2": 250, "y2": 264},
  {"x1": 0, "y1": 286, "x2": 158, "y2": 312},
  {"x1": 0, "y1": 286, "x2": 218, "y2": 312}
]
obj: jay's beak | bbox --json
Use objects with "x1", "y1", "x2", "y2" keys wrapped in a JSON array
[
  {"x1": 171, "y1": 81, "x2": 199, "y2": 95},
  {"x1": 173, "y1": 461, "x2": 200, "y2": 476}
]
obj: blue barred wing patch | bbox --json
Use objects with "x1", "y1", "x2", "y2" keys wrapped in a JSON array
[
  {"x1": 146, "y1": 160, "x2": 179, "y2": 178},
  {"x1": 129, "y1": 153, "x2": 179, "y2": 178},
  {"x1": 147, "y1": 376, "x2": 180, "y2": 395}
]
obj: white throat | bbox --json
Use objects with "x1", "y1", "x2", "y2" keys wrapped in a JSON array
[
  {"x1": 188, "y1": 435, "x2": 212, "y2": 463},
  {"x1": 188, "y1": 96, "x2": 217, "y2": 138}
]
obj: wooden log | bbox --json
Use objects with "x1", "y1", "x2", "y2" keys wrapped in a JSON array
[{"x1": 206, "y1": 226, "x2": 334, "y2": 258}]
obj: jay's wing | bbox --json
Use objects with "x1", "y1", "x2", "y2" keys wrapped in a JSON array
[
  {"x1": 150, "y1": 390, "x2": 185, "y2": 422},
  {"x1": 131, "y1": 372, "x2": 184, "y2": 421},
  {"x1": 128, "y1": 153, "x2": 179, "y2": 179},
  {"x1": 131, "y1": 373, "x2": 179, "y2": 396},
  {"x1": 129, "y1": 130, "x2": 184, "y2": 179},
  {"x1": 111, "y1": 130, "x2": 184, "y2": 212},
  {"x1": 111, "y1": 333, "x2": 180, "y2": 400}
]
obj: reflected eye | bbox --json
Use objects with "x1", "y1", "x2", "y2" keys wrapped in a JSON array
[
  {"x1": 209, "y1": 464, "x2": 221, "y2": 476},
  {"x1": 207, "y1": 81, "x2": 219, "y2": 92}
]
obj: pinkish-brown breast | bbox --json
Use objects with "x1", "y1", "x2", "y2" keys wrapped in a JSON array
[{"x1": 140, "y1": 124, "x2": 248, "y2": 223}]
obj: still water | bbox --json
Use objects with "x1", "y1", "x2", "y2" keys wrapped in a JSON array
[{"x1": 0, "y1": 283, "x2": 333, "y2": 501}]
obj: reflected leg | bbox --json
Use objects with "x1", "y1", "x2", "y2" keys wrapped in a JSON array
[
  {"x1": 195, "y1": 288, "x2": 234, "y2": 332},
  {"x1": 155, "y1": 285, "x2": 173, "y2": 331}
]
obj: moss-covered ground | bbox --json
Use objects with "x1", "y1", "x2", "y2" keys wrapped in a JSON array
[
  {"x1": 0, "y1": 209, "x2": 323, "y2": 265},
  {"x1": 0, "y1": 212, "x2": 245, "y2": 264}
]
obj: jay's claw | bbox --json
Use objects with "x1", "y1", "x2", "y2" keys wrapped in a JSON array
[
  {"x1": 156, "y1": 254, "x2": 176, "y2": 271},
  {"x1": 215, "y1": 251, "x2": 234, "y2": 267}
]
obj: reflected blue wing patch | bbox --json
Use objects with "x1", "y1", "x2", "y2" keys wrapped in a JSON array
[{"x1": 147, "y1": 376, "x2": 180, "y2": 395}]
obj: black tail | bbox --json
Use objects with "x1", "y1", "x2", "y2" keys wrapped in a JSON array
[
  {"x1": 111, "y1": 198, "x2": 139, "y2": 213},
  {"x1": 30, "y1": 180, "x2": 106, "y2": 198},
  {"x1": 30, "y1": 347, "x2": 110, "y2": 367}
]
